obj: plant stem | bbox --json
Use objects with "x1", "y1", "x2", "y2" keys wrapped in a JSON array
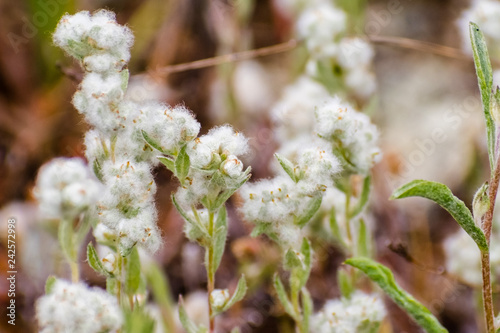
[
  {"x1": 480, "y1": 141, "x2": 500, "y2": 332},
  {"x1": 117, "y1": 255, "x2": 123, "y2": 307},
  {"x1": 207, "y1": 211, "x2": 216, "y2": 333},
  {"x1": 481, "y1": 250, "x2": 495, "y2": 333},
  {"x1": 291, "y1": 288, "x2": 306, "y2": 333},
  {"x1": 70, "y1": 261, "x2": 79, "y2": 283}
]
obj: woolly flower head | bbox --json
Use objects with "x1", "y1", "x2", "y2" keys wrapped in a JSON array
[
  {"x1": 315, "y1": 97, "x2": 381, "y2": 174},
  {"x1": 239, "y1": 146, "x2": 340, "y2": 249},
  {"x1": 36, "y1": 279, "x2": 122, "y2": 333},
  {"x1": 35, "y1": 157, "x2": 101, "y2": 220},
  {"x1": 312, "y1": 291, "x2": 386, "y2": 332},
  {"x1": 458, "y1": 0, "x2": 500, "y2": 56},
  {"x1": 53, "y1": 9, "x2": 134, "y2": 65},
  {"x1": 138, "y1": 103, "x2": 201, "y2": 155},
  {"x1": 271, "y1": 75, "x2": 331, "y2": 142},
  {"x1": 176, "y1": 125, "x2": 250, "y2": 208},
  {"x1": 296, "y1": 3, "x2": 347, "y2": 58}
]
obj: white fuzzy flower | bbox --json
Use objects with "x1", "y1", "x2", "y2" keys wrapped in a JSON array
[
  {"x1": 311, "y1": 291, "x2": 386, "y2": 332},
  {"x1": 221, "y1": 155, "x2": 244, "y2": 178},
  {"x1": 315, "y1": 97, "x2": 381, "y2": 174},
  {"x1": 138, "y1": 103, "x2": 200, "y2": 154},
  {"x1": 296, "y1": 3, "x2": 347, "y2": 58},
  {"x1": 36, "y1": 279, "x2": 122, "y2": 333},
  {"x1": 53, "y1": 10, "x2": 134, "y2": 63},
  {"x1": 271, "y1": 75, "x2": 331, "y2": 143},
  {"x1": 35, "y1": 157, "x2": 101, "y2": 220},
  {"x1": 101, "y1": 253, "x2": 116, "y2": 273},
  {"x1": 116, "y1": 204, "x2": 162, "y2": 254},
  {"x1": 337, "y1": 38, "x2": 375, "y2": 71},
  {"x1": 210, "y1": 289, "x2": 230, "y2": 309}
]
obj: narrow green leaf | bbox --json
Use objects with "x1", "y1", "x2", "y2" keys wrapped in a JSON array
[
  {"x1": 93, "y1": 159, "x2": 104, "y2": 182},
  {"x1": 346, "y1": 257, "x2": 448, "y2": 333},
  {"x1": 470, "y1": 22, "x2": 495, "y2": 170},
  {"x1": 284, "y1": 249, "x2": 302, "y2": 271},
  {"x1": 356, "y1": 218, "x2": 370, "y2": 258},
  {"x1": 337, "y1": 268, "x2": 354, "y2": 299},
  {"x1": 175, "y1": 145, "x2": 191, "y2": 184},
  {"x1": 172, "y1": 194, "x2": 209, "y2": 240},
  {"x1": 142, "y1": 130, "x2": 165, "y2": 153},
  {"x1": 107, "y1": 277, "x2": 118, "y2": 295},
  {"x1": 391, "y1": 180, "x2": 488, "y2": 251},
  {"x1": 349, "y1": 176, "x2": 371, "y2": 218},
  {"x1": 124, "y1": 305, "x2": 156, "y2": 333},
  {"x1": 145, "y1": 263, "x2": 176, "y2": 333},
  {"x1": 58, "y1": 219, "x2": 75, "y2": 262},
  {"x1": 212, "y1": 206, "x2": 228, "y2": 273},
  {"x1": 158, "y1": 156, "x2": 175, "y2": 173},
  {"x1": 87, "y1": 242, "x2": 114, "y2": 278},
  {"x1": 298, "y1": 238, "x2": 312, "y2": 289},
  {"x1": 179, "y1": 295, "x2": 200, "y2": 333},
  {"x1": 220, "y1": 275, "x2": 248, "y2": 313},
  {"x1": 295, "y1": 195, "x2": 323, "y2": 228},
  {"x1": 125, "y1": 246, "x2": 141, "y2": 294},
  {"x1": 45, "y1": 276, "x2": 57, "y2": 294},
  {"x1": 275, "y1": 153, "x2": 297, "y2": 182},
  {"x1": 121, "y1": 68, "x2": 130, "y2": 91},
  {"x1": 301, "y1": 288, "x2": 313, "y2": 333},
  {"x1": 273, "y1": 274, "x2": 298, "y2": 320},
  {"x1": 212, "y1": 169, "x2": 251, "y2": 211}
]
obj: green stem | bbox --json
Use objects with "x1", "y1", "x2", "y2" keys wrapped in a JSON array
[
  {"x1": 291, "y1": 288, "x2": 304, "y2": 333},
  {"x1": 117, "y1": 254, "x2": 123, "y2": 307},
  {"x1": 207, "y1": 211, "x2": 216, "y2": 333},
  {"x1": 70, "y1": 261, "x2": 79, "y2": 283}
]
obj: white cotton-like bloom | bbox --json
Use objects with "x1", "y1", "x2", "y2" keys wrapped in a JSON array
[
  {"x1": 36, "y1": 279, "x2": 122, "y2": 333},
  {"x1": 344, "y1": 67, "x2": 377, "y2": 99},
  {"x1": 138, "y1": 103, "x2": 200, "y2": 154},
  {"x1": 337, "y1": 38, "x2": 375, "y2": 71},
  {"x1": 210, "y1": 289, "x2": 230, "y2": 309},
  {"x1": 101, "y1": 253, "x2": 116, "y2": 273},
  {"x1": 116, "y1": 204, "x2": 162, "y2": 254},
  {"x1": 311, "y1": 291, "x2": 386, "y2": 333},
  {"x1": 295, "y1": 145, "x2": 341, "y2": 193},
  {"x1": 296, "y1": 3, "x2": 347, "y2": 58},
  {"x1": 72, "y1": 72, "x2": 127, "y2": 132},
  {"x1": 83, "y1": 53, "x2": 124, "y2": 73},
  {"x1": 315, "y1": 97, "x2": 381, "y2": 174},
  {"x1": 93, "y1": 222, "x2": 118, "y2": 244},
  {"x1": 221, "y1": 155, "x2": 244, "y2": 178},
  {"x1": 35, "y1": 157, "x2": 101, "y2": 220},
  {"x1": 53, "y1": 10, "x2": 134, "y2": 62},
  {"x1": 271, "y1": 75, "x2": 331, "y2": 143},
  {"x1": 458, "y1": 0, "x2": 500, "y2": 56}
]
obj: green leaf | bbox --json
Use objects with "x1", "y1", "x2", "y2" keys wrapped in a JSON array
[
  {"x1": 220, "y1": 275, "x2": 248, "y2": 313},
  {"x1": 346, "y1": 257, "x2": 448, "y2": 333},
  {"x1": 145, "y1": 262, "x2": 176, "y2": 333},
  {"x1": 158, "y1": 156, "x2": 175, "y2": 173},
  {"x1": 349, "y1": 176, "x2": 371, "y2": 218},
  {"x1": 179, "y1": 295, "x2": 201, "y2": 333},
  {"x1": 273, "y1": 274, "x2": 298, "y2": 320},
  {"x1": 337, "y1": 268, "x2": 354, "y2": 299},
  {"x1": 175, "y1": 145, "x2": 191, "y2": 184},
  {"x1": 124, "y1": 305, "x2": 156, "y2": 333},
  {"x1": 45, "y1": 276, "x2": 57, "y2": 294},
  {"x1": 297, "y1": 238, "x2": 312, "y2": 289},
  {"x1": 284, "y1": 249, "x2": 302, "y2": 271},
  {"x1": 58, "y1": 219, "x2": 75, "y2": 262},
  {"x1": 391, "y1": 180, "x2": 488, "y2": 251},
  {"x1": 470, "y1": 22, "x2": 495, "y2": 170},
  {"x1": 87, "y1": 242, "x2": 114, "y2": 278},
  {"x1": 275, "y1": 153, "x2": 297, "y2": 182},
  {"x1": 93, "y1": 159, "x2": 104, "y2": 182},
  {"x1": 211, "y1": 168, "x2": 251, "y2": 211},
  {"x1": 107, "y1": 277, "x2": 118, "y2": 295},
  {"x1": 356, "y1": 218, "x2": 370, "y2": 258},
  {"x1": 142, "y1": 130, "x2": 165, "y2": 153},
  {"x1": 212, "y1": 206, "x2": 228, "y2": 273},
  {"x1": 301, "y1": 288, "x2": 313, "y2": 333},
  {"x1": 125, "y1": 246, "x2": 141, "y2": 295},
  {"x1": 121, "y1": 69, "x2": 130, "y2": 91},
  {"x1": 295, "y1": 195, "x2": 322, "y2": 228}
]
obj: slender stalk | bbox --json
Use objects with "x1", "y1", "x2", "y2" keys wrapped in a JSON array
[
  {"x1": 207, "y1": 211, "x2": 216, "y2": 333},
  {"x1": 117, "y1": 255, "x2": 123, "y2": 307},
  {"x1": 481, "y1": 251, "x2": 495, "y2": 333},
  {"x1": 480, "y1": 139, "x2": 500, "y2": 332},
  {"x1": 70, "y1": 261, "x2": 79, "y2": 283}
]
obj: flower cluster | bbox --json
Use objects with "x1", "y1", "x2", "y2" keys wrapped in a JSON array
[
  {"x1": 34, "y1": 158, "x2": 101, "y2": 221},
  {"x1": 36, "y1": 279, "x2": 122, "y2": 333},
  {"x1": 315, "y1": 97, "x2": 381, "y2": 175},
  {"x1": 311, "y1": 291, "x2": 386, "y2": 332},
  {"x1": 239, "y1": 144, "x2": 340, "y2": 249}
]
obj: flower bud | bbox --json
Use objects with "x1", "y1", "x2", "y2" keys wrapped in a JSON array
[
  {"x1": 221, "y1": 155, "x2": 243, "y2": 178},
  {"x1": 101, "y1": 253, "x2": 116, "y2": 273},
  {"x1": 210, "y1": 289, "x2": 230, "y2": 310}
]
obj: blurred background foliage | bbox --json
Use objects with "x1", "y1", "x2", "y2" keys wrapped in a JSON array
[{"x1": 0, "y1": 0, "x2": 492, "y2": 332}]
